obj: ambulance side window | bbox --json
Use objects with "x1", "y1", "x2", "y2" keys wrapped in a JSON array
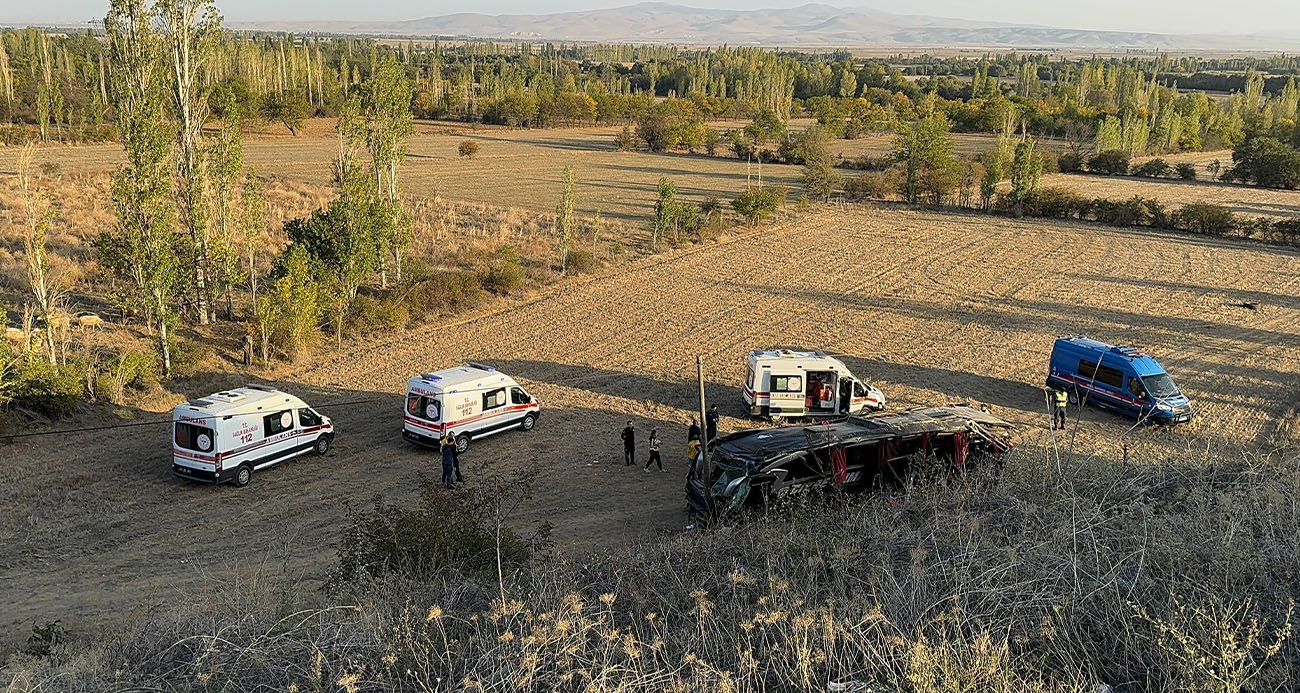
[
  {"x1": 853, "y1": 382, "x2": 868, "y2": 398},
  {"x1": 483, "y1": 388, "x2": 506, "y2": 410},
  {"x1": 511, "y1": 388, "x2": 530, "y2": 405},
  {"x1": 299, "y1": 408, "x2": 322, "y2": 427},
  {"x1": 772, "y1": 375, "x2": 802, "y2": 392},
  {"x1": 263, "y1": 410, "x2": 295, "y2": 436}
]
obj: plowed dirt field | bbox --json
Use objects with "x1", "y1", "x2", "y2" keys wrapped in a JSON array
[{"x1": 4, "y1": 205, "x2": 1299, "y2": 645}]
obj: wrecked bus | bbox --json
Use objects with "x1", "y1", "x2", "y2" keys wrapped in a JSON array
[{"x1": 686, "y1": 406, "x2": 1012, "y2": 514}]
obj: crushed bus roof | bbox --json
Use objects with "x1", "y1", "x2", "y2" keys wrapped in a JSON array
[{"x1": 712, "y1": 406, "x2": 1011, "y2": 465}]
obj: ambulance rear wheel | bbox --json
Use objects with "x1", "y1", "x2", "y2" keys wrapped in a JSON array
[
  {"x1": 314, "y1": 435, "x2": 331, "y2": 456},
  {"x1": 233, "y1": 465, "x2": 252, "y2": 488},
  {"x1": 455, "y1": 434, "x2": 470, "y2": 454},
  {"x1": 520, "y1": 414, "x2": 536, "y2": 431}
]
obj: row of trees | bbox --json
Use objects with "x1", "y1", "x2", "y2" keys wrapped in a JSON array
[{"x1": 4, "y1": 22, "x2": 1298, "y2": 156}]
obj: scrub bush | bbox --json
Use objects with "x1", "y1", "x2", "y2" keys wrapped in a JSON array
[
  {"x1": 1174, "y1": 202, "x2": 1239, "y2": 236},
  {"x1": 1132, "y1": 158, "x2": 1173, "y2": 178},
  {"x1": 481, "y1": 258, "x2": 526, "y2": 294},
  {"x1": 457, "y1": 140, "x2": 480, "y2": 158},
  {"x1": 731, "y1": 186, "x2": 786, "y2": 225},
  {"x1": 350, "y1": 293, "x2": 412, "y2": 333},
  {"x1": 843, "y1": 171, "x2": 895, "y2": 200},
  {"x1": 1176, "y1": 162, "x2": 1198, "y2": 180},
  {"x1": 6, "y1": 357, "x2": 84, "y2": 418},
  {"x1": 1087, "y1": 149, "x2": 1131, "y2": 175},
  {"x1": 565, "y1": 247, "x2": 598, "y2": 274}
]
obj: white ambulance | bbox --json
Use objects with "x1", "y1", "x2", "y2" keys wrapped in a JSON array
[
  {"x1": 742, "y1": 348, "x2": 885, "y2": 419},
  {"x1": 403, "y1": 363, "x2": 540, "y2": 453},
  {"x1": 172, "y1": 384, "x2": 334, "y2": 487}
]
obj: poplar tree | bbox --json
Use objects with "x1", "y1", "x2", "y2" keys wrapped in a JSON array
[
  {"x1": 1008, "y1": 136, "x2": 1042, "y2": 217},
  {"x1": 894, "y1": 112, "x2": 954, "y2": 205},
  {"x1": 16, "y1": 145, "x2": 59, "y2": 363},
  {"x1": 97, "y1": 0, "x2": 182, "y2": 376},
  {"x1": 158, "y1": 0, "x2": 221, "y2": 323},
  {"x1": 208, "y1": 85, "x2": 246, "y2": 319},
  {"x1": 555, "y1": 164, "x2": 576, "y2": 272},
  {"x1": 360, "y1": 56, "x2": 415, "y2": 284}
]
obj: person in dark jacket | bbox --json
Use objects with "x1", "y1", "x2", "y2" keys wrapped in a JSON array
[
  {"x1": 687, "y1": 418, "x2": 701, "y2": 442},
  {"x1": 706, "y1": 405, "x2": 719, "y2": 441},
  {"x1": 441, "y1": 432, "x2": 458, "y2": 488},
  {"x1": 621, "y1": 420, "x2": 635, "y2": 466}
]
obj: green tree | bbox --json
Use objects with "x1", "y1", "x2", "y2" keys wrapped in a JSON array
[
  {"x1": 894, "y1": 112, "x2": 955, "y2": 205},
  {"x1": 207, "y1": 85, "x2": 247, "y2": 319},
  {"x1": 1007, "y1": 136, "x2": 1042, "y2": 216},
  {"x1": 731, "y1": 187, "x2": 785, "y2": 225},
  {"x1": 361, "y1": 56, "x2": 415, "y2": 283},
  {"x1": 652, "y1": 176, "x2": 676, "y2": 249},
  {"x1": 636, "y1": 98, "x2": 704, "y2": 152},
  {"x1": 556, "y1": 164, "x2": 576, "y2": 272},
  {"x1": 158, "y1": 0, "x2": 221, "y2": 324},
  {"x1": 1225, "y1": 137, "x2": 1300, "y2": 189},
  {"x1": 744, "y1": 108, "x2": 785, "y2": 147},
  {"x1": 256, "y1": 245, "x2": 321, "y2": 362},
  {"x1": 97, "y1": 0, "x2": 182, "y2": 376},
  {"x1": 260, "y1": 89, "x2": 308, "y2": 135},
  {"x1": 16, "y1": 145, "x2": 59, "y2": 363},
  {"x1": 800, "y1": 129, "x2": 840, "y2": 201}
]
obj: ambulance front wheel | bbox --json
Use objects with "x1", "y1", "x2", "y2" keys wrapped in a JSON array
[
  {"x1": 314, "y1": 435, "x2": 331, "y2": 456},
  {"x1": 455, "y1": 434, "x2": 470, "y2": 454},
  {"x1": 521, "y1": 413, "x2": 537, "y2": 431},
  {"x1": 233, "y1": 465, "x2": 252, "y2": 488}
]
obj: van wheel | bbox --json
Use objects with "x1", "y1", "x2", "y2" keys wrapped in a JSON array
[
  {"x1": 1069, "y1": 389, "x2": 1085, "y2": 406},
  {"x1": 455, "y1": 434, "x2": 470, "y2": 454},
  {"x1": 314, "y1": 435, "x2": 331, "y2": 456},
  {"x1": 520, "y1": 413, "x2": 536, "y2": 431},
  {"x1": 233, "y1": 465, "x2": 252, "y2": 488}
]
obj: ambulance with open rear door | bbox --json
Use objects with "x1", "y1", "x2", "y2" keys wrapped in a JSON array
[{"x1": 742, "y1": 349, "x2": 885, "y2": 419}]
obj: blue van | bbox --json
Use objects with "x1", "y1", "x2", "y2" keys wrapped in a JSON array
[{"x1": 1046, "y1": 336, "x2": 1193, "y2": 425}]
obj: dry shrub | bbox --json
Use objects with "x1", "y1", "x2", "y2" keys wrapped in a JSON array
[{"x1": 16, "y1": 446, "x2": 1300, "y2": 691}]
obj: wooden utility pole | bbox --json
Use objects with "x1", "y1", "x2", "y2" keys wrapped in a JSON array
[{"x1": 696, "y1": 355, "x2": 711, "y2": 500}]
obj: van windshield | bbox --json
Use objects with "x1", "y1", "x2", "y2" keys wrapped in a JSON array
[{"x1": 1142, "y1": 373, "x2": 1181, "y2": 399}]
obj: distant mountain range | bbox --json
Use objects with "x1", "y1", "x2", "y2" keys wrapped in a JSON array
[{"x1": 228, "y1": 2, "x2": 1300, "y2": 50}]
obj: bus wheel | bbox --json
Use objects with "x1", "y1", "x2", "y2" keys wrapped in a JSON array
[
  {"x1": 314, "y1": 435, "x2": 331, "y2": 456},
  {"x1": 233, "y1": 465, "x2": 252, "y2": 488},
  {"x1": 520, "y1": 413, "x2": 537, "y2": 431},
  {"x1": 455, "y1": 434, "x2": 471, "y2": 454}
]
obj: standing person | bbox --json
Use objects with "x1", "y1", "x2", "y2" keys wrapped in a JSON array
[
  {"x1": 706, "y1": 405, "x2": 719, "y2": 441},
  {"x1": 644, "y1": 427, "x2": 663, "y2": 472},
  {"x1": 240, "y1": 333, "x2": 252, "y2": 366},
  {"x1": 621, "y1": 420, "x2": 636, "y2": 466},
  {"x1": 441, "y1": 431, "x2": 458, "y2": 489},
  {"x1": 688, "y1": 418, "x2": 701, "y2": 442},
  {"x1": 1051, "y1": 388, "x2": 1069, "y2": 430}
]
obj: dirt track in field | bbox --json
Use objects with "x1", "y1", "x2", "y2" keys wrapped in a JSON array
[{"x1": 5, "y1": 205, "x2": 1300, "y2": 647}]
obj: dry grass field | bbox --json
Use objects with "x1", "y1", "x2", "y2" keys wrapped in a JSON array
[{"x1": 4, "y1": 204, "x2": 1300, "y2": 648}]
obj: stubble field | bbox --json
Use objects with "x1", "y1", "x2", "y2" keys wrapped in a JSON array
[{"x1": 4, "y1": 203, "x2": 1300, "y2": 648}]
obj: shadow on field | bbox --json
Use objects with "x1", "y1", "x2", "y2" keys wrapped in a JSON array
[
  {"x1": 1071, "y1": 273, "x2": 1300, "y2": 311},
  {"x1": 838, "y1": 355, "x2": 1047, "y2": 414},
  {"x1": 495, "y1": 359, "x2": 746, "y2": 418}
]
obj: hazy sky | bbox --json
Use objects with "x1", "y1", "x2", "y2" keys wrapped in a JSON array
[{"x1": 8, "y1": 0, "x2": 1299, "y2": 36}]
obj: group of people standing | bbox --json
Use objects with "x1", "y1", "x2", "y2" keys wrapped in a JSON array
[{"x1": 623, "y1": 405, "x2": 719, "y2": 472}]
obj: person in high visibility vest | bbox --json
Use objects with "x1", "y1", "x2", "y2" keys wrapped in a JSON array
[{"x1": 1051, "y1": 388, "x2": 1069, "y2": 430}]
